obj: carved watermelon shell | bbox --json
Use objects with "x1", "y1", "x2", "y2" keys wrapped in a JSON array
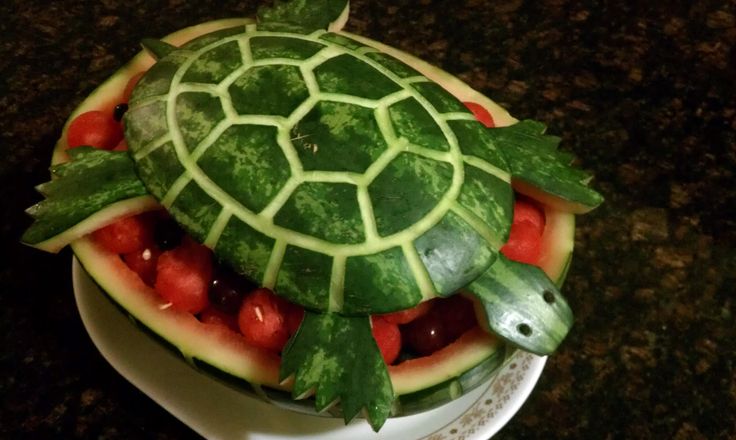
[{"x1": 124, "y1": 23, "x2": 514, "y2": 315}]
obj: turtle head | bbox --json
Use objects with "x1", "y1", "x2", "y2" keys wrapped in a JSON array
[
  {"x1": 258, "y1": 0, "x2": 350, "y2": 32},
  {"x1": 468, "y1": 255, "x2": 574, "y2": 356}
]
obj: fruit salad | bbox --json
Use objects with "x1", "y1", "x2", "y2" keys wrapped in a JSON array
[{"x1": 22, "y1": 0, "x2": 601, "y2": 431}]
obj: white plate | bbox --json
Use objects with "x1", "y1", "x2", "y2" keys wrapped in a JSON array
[{"x1": 72, "y1": 258, "x2": 545, "y2": 439}]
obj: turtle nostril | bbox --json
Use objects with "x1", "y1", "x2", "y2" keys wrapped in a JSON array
[
  {"x1": 543, "y1": 290, "x2": 555, "y2": 304},
  {"x1": 517, "y1": 323, "x2": 532, "y2": 336}
]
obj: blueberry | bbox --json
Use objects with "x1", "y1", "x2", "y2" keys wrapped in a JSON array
[
  {"x1": 153, "y1": 218, "x2": 184, "y2": 250},
  {"x1": 113, "y1": 103, "x2": 129, "y2": 121},
  {"x1": 209, "y1": 266, "x2": 257, "y2": 314}
]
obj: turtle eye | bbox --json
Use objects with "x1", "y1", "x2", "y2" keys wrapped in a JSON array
[
  {"x1": 543, "y1": 290, "x2": 555, "y2": 304},
  {"x1": 517, "y1": 323, "x2": 532, "y2": 337}
]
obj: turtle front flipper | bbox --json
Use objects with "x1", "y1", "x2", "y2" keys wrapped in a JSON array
[
  {"x1": 258, "y1": 0, "x2": 350, "y2": 32},
  {"x1": 21, "y1": 147, "x2": 157, "y2": 252},
  {"x1": 280, "y1": 310, "x2": 394, "y2": 431},
  {"x1": 487, "y1": 120, "x2": 604, "y2": 214},
  {"x1": 467, "y1": 254, "x2": 574, "y2": 356}
]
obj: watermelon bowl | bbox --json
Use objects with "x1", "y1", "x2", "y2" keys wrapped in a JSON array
[
  {"x1": 22, "y1": 0, "x2": 601, "y2": 436},
  {"x1": 74, "y1": 259, "x2": 546, "y2": 439}
]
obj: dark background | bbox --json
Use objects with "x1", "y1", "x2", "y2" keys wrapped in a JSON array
[{"x1": 1, "y1": 0, "x2": 735, "y2": 438}]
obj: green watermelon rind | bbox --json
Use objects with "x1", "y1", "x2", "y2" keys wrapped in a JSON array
[
  {"x1": 54, "y1": 18, "x2": 577, "y2": 417},
  {"x1": 71, "y1": 204, "x2": 572, "y2": 416},
  {"x1": 395, "y1": 341, "x2": 508, "y2": 415},
  {"x1": 27, "y1": 195, "x2": 158, "y2": 253}
]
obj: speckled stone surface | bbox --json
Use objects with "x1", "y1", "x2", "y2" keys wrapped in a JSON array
[{"x1": 1, "y1": 0, "x2": 734, "y2": 438}]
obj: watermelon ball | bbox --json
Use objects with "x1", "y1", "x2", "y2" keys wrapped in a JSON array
[
  {"x1": 500, "y1": 221, "x2": 542, "y2": 265},
  {"x1": 92, "y1": 214, "x2": 152, "y2": 254},
  {"x1": 512, "y1": 197, "x2": 546, "y2": 235},
  {"x1": 378, "y1": 300, "x2": 432, "y2": 325},
  {"x1": 371, "y1": 316, "x2": 401, "y2": 365},
  {"x1": 122, "y1": 245, "x2": 161, "y2": 286},
  {"x1": 200, "y1": 307, "x2": 239, "y2": 332},
  {"x1": 66, "y1": 110, "x2": 123, "y2": 150},
  {"x1": 154, "y1": 238, "x2": 213, "y2": 314},
  {"x1": 238, "y1": 288, "x2": 291, "y2": 352},
  {"x1": 282, "y1": 300, "x2": 305, "y2": 336},
  {"x1": 112, "y1": 139, "x2": 129, "y2": 151}
]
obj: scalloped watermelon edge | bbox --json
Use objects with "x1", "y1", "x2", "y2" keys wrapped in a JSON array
[{"x1": 54, "y1": 18, "x2": 577, "y2": 416}]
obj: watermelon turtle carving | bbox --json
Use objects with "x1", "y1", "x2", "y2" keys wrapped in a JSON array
[{"x1": 22, "y1": 0, "x2": 602, "y2": 432}]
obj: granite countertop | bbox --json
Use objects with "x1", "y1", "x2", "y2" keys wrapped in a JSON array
[{"x1": 1, "y1": 1, "x2": 734, "y2": 438}]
